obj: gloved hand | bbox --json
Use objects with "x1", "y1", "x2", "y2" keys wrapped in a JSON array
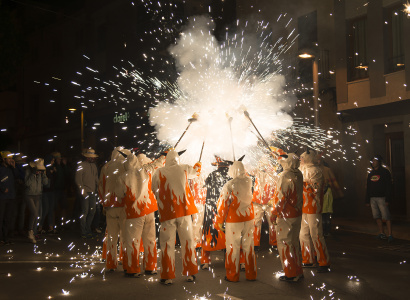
[{"x1": 193, "y1": 162, "x2": 202, "y2": 175}]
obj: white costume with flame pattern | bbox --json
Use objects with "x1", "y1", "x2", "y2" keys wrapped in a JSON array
[
  {"x1": 122, "y1": 153, "x2": 165, "y2": 275},
  {"x1": 98, "y1": 147, "x2": 130, "y2": 270},
  {"x1": 151, "y1": 149, "x2": 200, "y2": 280},
  {"x1": 270, "y1": 153, "x2": 303, "y2": 279},
  {"x1": 190, "y1": 175, "x2": 206, "y2": 248},
  {"x1": 299, "y1": 150, "x2": 330, "y2": 267},
  {"x1": 215, "y1": 161, "x2": 256, "y2": 282},
  {"x1": 252, "y1": 163, "x2": 277, "y2": 247}
]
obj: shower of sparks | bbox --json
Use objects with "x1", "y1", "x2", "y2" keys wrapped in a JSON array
[
  {"x1": 13, "y1": 1, "x2": 371, "y2": 297},
  {"x1": 35, "y1": 11, "x2": 362, "y2": 176}
]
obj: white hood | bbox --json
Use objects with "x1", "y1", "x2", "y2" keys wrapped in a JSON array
[
  {"x1": 300, "y1": 150, "x2": 317, "y2": 166},
  {"x1": 165, "y1": 149, "x2": 180, "y2": 167},
  {"x1": 279, "y1": 153, "x2": 300, "y2": 171},
  {"x1": 111, "y1": 147, "x2": 131, "y2": 163},
  {"x1": 228, "y1": 161, "x2": 246, "y2": 179}
]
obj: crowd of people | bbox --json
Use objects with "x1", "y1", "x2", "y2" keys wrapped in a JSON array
[
  {"x1": 97, "y1": 146, "x2": 343, "y2": 284},
  {"x1": 0, "y1": 146, "x2": 393, "y2": 285},
  {"x1": 0, "y1": 149, "x2": 104, "y2": 245}
]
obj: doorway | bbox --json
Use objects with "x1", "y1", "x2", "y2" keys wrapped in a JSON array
[{"x1": 385, "y1": 132, "x2": 406, "y2": 218}]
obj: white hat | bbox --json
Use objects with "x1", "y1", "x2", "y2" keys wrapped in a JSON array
[
  {"x1": 82, "y1": 148, "x2": 99, "y2": 158},
  {"x1": 29, "y1": 158, "x2": 46, "y2": 171}
]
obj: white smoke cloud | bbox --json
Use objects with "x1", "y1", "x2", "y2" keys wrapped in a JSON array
[{"x1": 149, "y1": 15, "x2": 296, "y2": 174}]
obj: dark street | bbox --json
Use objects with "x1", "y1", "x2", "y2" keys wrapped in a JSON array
[{"x1": 1, "y1": 228, "x2": 409, "y2": 300}]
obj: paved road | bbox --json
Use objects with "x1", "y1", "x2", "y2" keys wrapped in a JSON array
[{"x1": 1, "y1": 228, "x2": 409, "y2": 300}]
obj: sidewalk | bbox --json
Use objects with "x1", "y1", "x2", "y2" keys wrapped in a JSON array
[{"x1": 333, "y1": 216, "x2": 410, "y2": 241}]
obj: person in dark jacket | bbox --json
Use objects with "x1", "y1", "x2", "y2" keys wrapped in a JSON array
[
  {"x1": 0, "y1": 151, "x2": 18, "y2": 245},
  {"x1": 366, "y1": 155, "x2": 393, "y2": 242},
  {"x1": 52, "y1": 152, "x2": 69, "y2": 229},
  {"x1": 39, "y1": 154, "x2": 57, "y2": 234}
]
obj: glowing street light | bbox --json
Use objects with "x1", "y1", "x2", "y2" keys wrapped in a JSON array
[
  {"x1": 298, "y1": 53, "x2": 314, "y2": 59},
  {"x1": 404, "y1": 2, "x2": 410, "y2": 17}
]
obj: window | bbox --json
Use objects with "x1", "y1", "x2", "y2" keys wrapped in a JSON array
[
  {"x1": 385, "y1": 4, "x2": 404, "y2": 73},
  {"x1": 348, "y1": 17, "x2": 368, "y2": 81}
]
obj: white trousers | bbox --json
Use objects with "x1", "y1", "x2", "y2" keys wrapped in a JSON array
[
  {"x1": 276, "y1": 216, "x2": 303, "y2": 278},
  {"x1": 159, "y1": 215, "x2": 198, "y2": 279},
  {"x1": 105, "y1": 207, "x2": 126, "y2": 270},
  {"x1": 225, "y1": 220, "x2": 257, "y2": 281},
  {"x1": 192, "y1": 204, "x2": 205, "y2": 248},
  {"x1": 123, "y1": 212, "x2": 157, "y2": 274},
  {"x1": 299, "y1": 213, "x2": 330, "y2": 266}
]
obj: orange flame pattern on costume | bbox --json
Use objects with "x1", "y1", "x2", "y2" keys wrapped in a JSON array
[
  {"x1": 314, "y1": 237, "x2": 330, "y2": 266},
  {"x1": 272, "y1": 186, "x2": 301, "y2": 218},
  {"x1": 302, "y1": 183, "x2": 323, "y2": 214},
  {"x1": 102, "y1": 231, "x2": 107, "y2": 260},
  {"x1": 281, "y1": 242, "x2": 302, "y2": 278},
  {"x1": 106, "y1": 251, "x2": 116, "y2": 270},
  {"x1": 216, "y1": 193, "x2": 254, "y2": 224},
  {"x1": 99, "y1": 175, "x2": 123, "y2": 207},
  {"x1": 252, "y1": 178, "x2": 274, "y2": 205},
  {"x1": 160, "y1": 244, "x2": 176, "y2": 279},
  {"x1": 124, "y1": 241, "x2": 141, "y2": 274},
  {"x1": 301, "y1": 241, "x2": 312, "y2": 264},
  {"x1": 144, "y1": 242, "x2": 157, "y2": 271},
  {"x1": 202, "y1": 225, "x2": 225, "y2": 252},
  {"x1": 157, "y1": 171, "x2": 198, "y2": 222},
  {"x1": 245, "y1": 246, "x2": 257, "y2": 280},
  {"x1": 225, "y1": 245, "x2": 239, "y2": 282},
  {"x1": 182, "y1": 240, "x2": 198, "y2": 276}
]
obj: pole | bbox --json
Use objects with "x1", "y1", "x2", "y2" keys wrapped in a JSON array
[
  {"x1": 174, "y1": 122, "x2": 193, "y2": 149},
  {"x1": 174, "y1": 113, "x2": 198, "y2": 149},
  {"x1": 199, "y1": 141, "x2": 205, "y2": 162},
  {"x1": 244, "y1": 110, "x2": 278, "y2": 158},
  {"x1": 313, "y1": 57, "x2": 319, "y2": 127},
  {"x1": 227, "y1": 115, "x2": 235, "y2": 161}
]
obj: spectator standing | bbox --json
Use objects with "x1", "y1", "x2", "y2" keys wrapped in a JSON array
[
  {"x1": 0, "y1": 151, "x2": 18, "y2": 245},
  {"x1": 318, "y1": 156, "x2": 344, "y2": 236},
  {"x1": 366, "y1": 155, "x2": 393, "y2": 242},
  {"x1": 14, "y1": 154, "x2": 27, "y2": 236},
  {"x1": 75, "y1": 148, "x2": 99, "y2": 239},
  {"x1": 52, "y1": 152, "x2": 69, "y2": 229},
  {"x1": 25, "y1": 158, "x2": 48, "y2": 243},
  {"x1": 39, "y1": 155, "x2": 57, "y2": 234}
]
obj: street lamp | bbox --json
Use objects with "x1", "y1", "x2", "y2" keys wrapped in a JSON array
[{"x1": 298, "y1": 52, "x2": 319, "y2": 127}]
